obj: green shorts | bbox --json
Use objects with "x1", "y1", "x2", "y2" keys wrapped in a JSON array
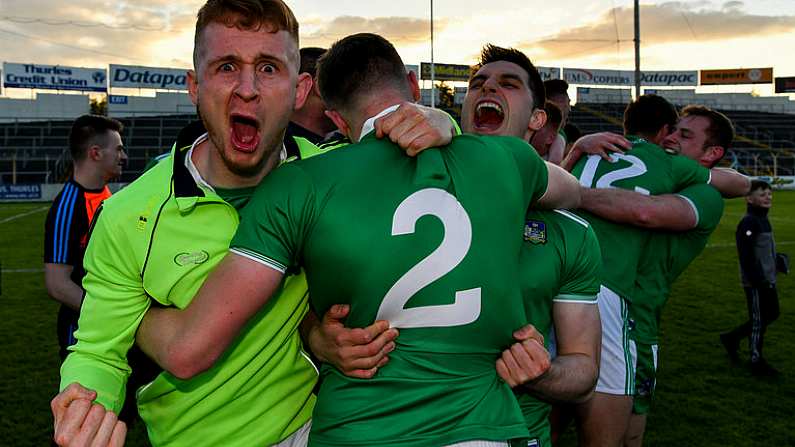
[{"x1": 631, "y1": 341, "x2": 659, "y2": 415}]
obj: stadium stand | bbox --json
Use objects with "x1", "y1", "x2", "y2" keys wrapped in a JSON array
[
  {"x1": 0, "y1": 114, "x2": 196, "y2": 184},
  {"x1": 1, "y1": 90, "x2": 793, "y2": 185}
]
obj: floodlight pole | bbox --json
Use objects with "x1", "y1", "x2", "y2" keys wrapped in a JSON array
[
  {"x1": 634, "y1": 0, "x2": 641, "y2": 98},
  {"x1": 430, "y1": 0, "x2": 435, "y2": 107}
]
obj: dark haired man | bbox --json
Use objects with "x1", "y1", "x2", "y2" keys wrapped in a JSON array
[
  {"x1": 462, "y1": 45, "x2": 602, "y2": 447},
  {"x1": 285, "y1": 47, "x2": 336, "y2": 155},
  {"x1": 530, "y1": 101, "x2": 563, "y2": 159},
  {"x1": 722, "y1": 179, "x2": 781, "y2": 377},
  {"x1": 134, "y1": 33, "x2": 579, "y2": 446},
  {"x1": 568, "y1": 94, "x2": 711, "y2": 447},
  {"x1": 543, "y1": 79, "x2": 570, "y2": 165},
  {"x1": 574, "y1": 105, "x2": 746, "y2": 445},
  {"x1": 44, "y1": 114, "x2": 126, "y2": 361}
]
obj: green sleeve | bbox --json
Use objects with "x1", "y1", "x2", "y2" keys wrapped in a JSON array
[
  {"x1": 670, "y1": 154, "x2": 710, "y2": 191},
  {"x1": 677, "y1": 183, "x2": 724, "y2": 232},
  {"x1": 230, "y1": 163, "x2": 316, "y2": 272},
  {"x1": 499, "y1": 136, "x2": 549, "y2": 206},
  {"x1": 59, "y1": 207, "x2": 151, "y2": 414},
  {"x1": 556, "y1": 211, "x2": 602, "y2": 303}
]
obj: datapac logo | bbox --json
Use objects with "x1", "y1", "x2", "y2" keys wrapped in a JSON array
[{"x1": 93, "y1": 71, "x2": 106, "y2": 84}]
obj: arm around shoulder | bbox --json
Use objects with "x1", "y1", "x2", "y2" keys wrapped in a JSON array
[
  {"x1": 537, "y1": 161, "x2": 581, "y2": 209},
  {"x1": 709, "y1": 168, "x2": 751, "y2": 198}
]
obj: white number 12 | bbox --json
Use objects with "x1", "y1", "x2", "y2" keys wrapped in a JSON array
[{"x1": 376, "y1": 188, "x2": 482, "y2": 328}]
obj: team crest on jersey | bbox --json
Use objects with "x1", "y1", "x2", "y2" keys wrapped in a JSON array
[{"x1": 524, "y1": 220, "x2": 547, "y2": 244}]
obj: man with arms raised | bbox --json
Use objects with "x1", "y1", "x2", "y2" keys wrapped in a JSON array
[
  {"x1": 135, "y1": 33, "x2": 580, "y2": 446},
  {"x1": 460, "y1": 44, "x2": 602, "y2": 447},
  {"x1": 574, "y1": 106, "x2": 744, "y2": 446}
]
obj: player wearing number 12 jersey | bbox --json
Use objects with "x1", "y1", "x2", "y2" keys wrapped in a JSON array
[
  {"x1": 568, "y1": 95, "x2": 711, "y2": 447},
  {"x1": 135, "y1": 33, "x2": 581, "y2": 446}
]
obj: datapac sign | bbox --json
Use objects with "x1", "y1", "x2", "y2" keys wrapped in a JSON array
[
  {"x1": 110, "y1": 64, "x2": 189, "y2": 91},
  {"x1": 0, "y1": 184, "x2": 42, "y2": 200},
  {"x1": 3, "y1": 62, "x2": 106, "y2": 92},
  {"x1": 563, "y1": 68, "x2": 697, "y2": 87}
]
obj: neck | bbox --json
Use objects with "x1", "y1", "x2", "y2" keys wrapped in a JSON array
[
  {"x1": 347, "y1": 92, "x2": 409, "y2": 142},
  {"x1": 291, "y1": 109, "x2": 334, "y2": 138},
  {"x1": 72, "y1": 163, "x2": 107, "y2": 190},
  {"x1": 747, "y1": 202, "x2": 770, "y2": 217},
  {"x1": 192, "y1": 138, "x2": 280, "y2": 189}
]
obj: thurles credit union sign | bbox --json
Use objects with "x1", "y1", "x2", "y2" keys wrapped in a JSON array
[
  {"x1": 110, "y1": 64, "x2": 189, "y2": 91},
  {"x1": 3, "y1": 63, "x2": 107, "y2": 92}
]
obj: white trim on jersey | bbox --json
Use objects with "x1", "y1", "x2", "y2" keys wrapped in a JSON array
[
  {"x1": 676, "y1": 193, "x2": 700, "y2": 227},
  {"x1": 553, "y1": 209, "x2": 590, "y2": 228},
  {"x1": 229, "y1": 248, "x2": 287, "y2": 273}
]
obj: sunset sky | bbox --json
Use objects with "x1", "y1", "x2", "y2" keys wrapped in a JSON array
[{"x1": 1, "y1": 0, "x2": 794, "y2": 97}]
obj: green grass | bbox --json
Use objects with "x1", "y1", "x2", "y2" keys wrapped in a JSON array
[{"x1": 1, "y1": 193, "x2": 793, "y2": 446}]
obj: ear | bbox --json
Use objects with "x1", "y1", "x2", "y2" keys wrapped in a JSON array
[
  {"x1": 524, "y1": 109, "x2": 547, "y2": 141},
  {"x1": 704, "y1": 145, "x2": 725, "y2": 165},
  {"x1": 87, "y1": 145, "x2": 103, "y2": 161},
  {"x1": 187, "y1": 69, "x2": 199, "y2": 106},
  {"x1": 325, "y1": 110, "x2": 350, "y2": 139},
  {"x1": 294, "y1": 72, "x2": 313, "y2": 111},
  {"x1": 407, "y1": 70, "x2": 420, "y2": 102}
]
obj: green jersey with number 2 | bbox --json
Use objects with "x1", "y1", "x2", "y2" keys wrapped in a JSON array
[
  {"x1": 232, "y1": 132, "x2": 549, "y2": 447},
  {"x1": 569, "y1": 136, "x2": 710, "y2": 299}
]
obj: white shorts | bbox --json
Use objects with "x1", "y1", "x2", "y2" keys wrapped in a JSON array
[
  {"x1": 445, "y1": 441, "x2": 509, "y2": 447},
  {"x1": 594, "y1": 286, "x2": 637, "y2": 395},
  {"x1": 273, "y1": 420, "x2": 311, "y2": 447}
]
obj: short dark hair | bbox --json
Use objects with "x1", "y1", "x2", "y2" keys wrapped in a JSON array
[
  {"x1": 473, "y1": 44, "x2": 545, "y2": 109},
  {"x1": 317, "y1": 33, "x2": 410, "y2": 113},
  {"x1": 544, "y1": 101, "x2": 563, "y2": 130},
  {"x1": 193, "y1": 0, "x2": 299, "y2": 69},
  {"x1": 564, "y1": 122, "x2": 582, "y2": 142},
  {"x1": 300, "y1": 47, "x2": 326, "y2": 77},
  {"x1": 544, "y1": 79, "x2": 569, "y2": 98},
  {"x1": 680, "y1": 105, "x2": 734, "y2": 150},
  {"x1": 749, "y1": 179, "x2": 771, "y2": 194},
  {"x1": 623, "y1": 94, "x2": 678, "y2": 138},
  {"x1": 69, "y1": 115, "x2": 123, "y2": 162}
]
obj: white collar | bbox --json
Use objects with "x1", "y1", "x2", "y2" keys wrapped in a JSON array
[
  {"x1": 185, "y1": 133, "x2": 287, "y2": 192},
  {"x1": 358, "y1": 104, "x2": 401, "y2": 142}
]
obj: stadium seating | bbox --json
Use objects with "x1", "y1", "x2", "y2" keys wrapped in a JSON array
[{"x1": 0, "y1": 104, "x2": 793, "y2": 185}]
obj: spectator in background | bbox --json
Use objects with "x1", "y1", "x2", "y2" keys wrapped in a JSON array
[
  {"x1": 44, "y1": 114, "x2": 126, "y2": 361},
  {"x1": 530, "y1": 100, "x2": 563, "y2": 161},
  {"x1": 722, "y1": 180, "x2": 782, "y2": 376}
]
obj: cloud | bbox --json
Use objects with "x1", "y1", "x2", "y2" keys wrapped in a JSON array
[
  {"x1": 520, "y1": 1, "x2": 795, "y2": 61},
  {"x1": 301, "y1": 16, "x2": 442, "y2": 48}
]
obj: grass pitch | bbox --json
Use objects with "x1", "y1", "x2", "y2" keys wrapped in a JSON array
[{"x1": 1, "y1": 193, "x2": 792, "y2": 446}]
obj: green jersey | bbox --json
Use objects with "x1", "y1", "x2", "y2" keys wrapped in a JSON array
[
  {"x1": 516, "y1": 209, "x2": 601, "y2": 443},
  {"x1": 630, "y1": 183, "x2": 724, "y2": 344},
  {"x1": 570, "y1": 136, "x2": 710, "y2": 299},
  {"x1": 231, "y1": 130, "x2": 549, "y2": 447},
  {"x1": 60, "y1": 136, "x2": 317, "y2": 447}
]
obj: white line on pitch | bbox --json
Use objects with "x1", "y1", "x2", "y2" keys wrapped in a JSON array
[{"x1": 0, "y1": 206, "x2": 49, "y2": 224}]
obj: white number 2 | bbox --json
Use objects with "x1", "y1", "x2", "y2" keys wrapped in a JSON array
[
  {"x1": 376, "y1": 188, "x2": 481, "y2": 328},
  {"x1": 579, "y1": 154, "x2": 651, "y2": 195}
]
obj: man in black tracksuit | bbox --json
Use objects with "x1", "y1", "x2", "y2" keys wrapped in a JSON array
[{"x1": 721, "y1": 180, "x2": 780, "y2": 376}]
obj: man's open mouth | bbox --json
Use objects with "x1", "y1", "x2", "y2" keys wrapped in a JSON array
[
  {"x1": 473, "y1": 101, "x2": 505, "y2": 132},
  {"x1": 230, "y1": 114, "x2": 260, "y2": 152}
]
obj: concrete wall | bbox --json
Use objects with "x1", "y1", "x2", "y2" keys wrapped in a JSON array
[
  {"x1": 644, "y1": 89, "x2": 795, "y2": 113},
  {"x1": 108, "y1": 91, "x2": 195, "y2": 117},
  {"x1": 577, "y1": 87, "x2": 632, "y2": 104},
  {"x1": 0, "y1": 93, "x2": 89, "y2": 122}
]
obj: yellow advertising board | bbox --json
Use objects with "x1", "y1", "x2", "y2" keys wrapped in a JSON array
[{"x1": 700, "y1": 68, "x2": 773, "y2": 85}]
